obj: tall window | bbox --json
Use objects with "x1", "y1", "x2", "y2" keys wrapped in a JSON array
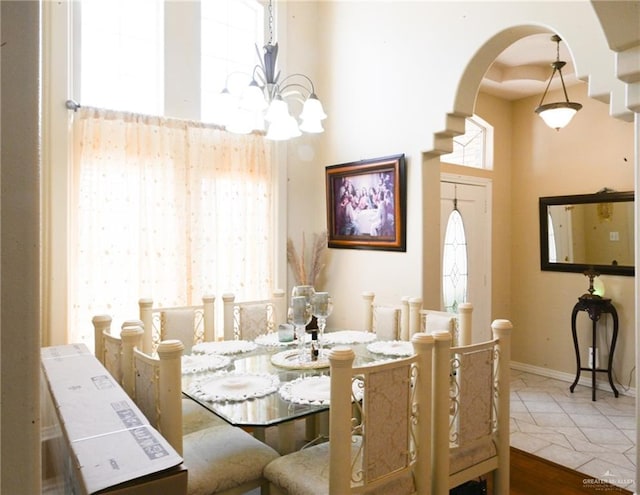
[
  {"x1": 79, "y1": 0, "x2": 164, "y2": 115},
  {"x1": 78, "y1": 0, "x2": 264, "y2": 120},
  {"x1": 441, "y1": 115, "x2": 493, "y2": 169},
  {"x1": 201, "y1": 0, "x2": 264, "y2": 123},
  {"x1": 70, "y1": 0, "x2": 274, "y2": 345}
]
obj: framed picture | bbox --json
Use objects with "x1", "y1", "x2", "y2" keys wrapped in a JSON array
[{"x1": 325, "y1": 154, "x2": 406, "y2": 251}]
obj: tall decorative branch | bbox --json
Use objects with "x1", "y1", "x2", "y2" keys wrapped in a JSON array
[{"x1": 287, "y1": 231, "x2": 327, "y2": 287}]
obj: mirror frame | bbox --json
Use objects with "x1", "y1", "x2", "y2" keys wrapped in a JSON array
[{"x1": 539, "y1": 191, "x2": 635, "y2": 276}]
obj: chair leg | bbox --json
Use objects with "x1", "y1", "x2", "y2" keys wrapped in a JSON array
[
  {"x1": 260, "y1": 479, "x2": 271, "y2": 495},
  {"x1": 266, "y1": 484, "x2": 286, "y2": 495}
]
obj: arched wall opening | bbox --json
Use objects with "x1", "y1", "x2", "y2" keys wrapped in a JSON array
[{"x1": 423, "y1": 21, "x2": 639, "y2": 484}]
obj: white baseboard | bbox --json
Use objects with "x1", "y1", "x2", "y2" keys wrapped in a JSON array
[{"x1": 510, "y1": 361, "x2": 636, "y2": 398}]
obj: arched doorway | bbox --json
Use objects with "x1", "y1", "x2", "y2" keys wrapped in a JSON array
[{"x1": 427, "y1": 23, "x2": 639, "y2": 487}]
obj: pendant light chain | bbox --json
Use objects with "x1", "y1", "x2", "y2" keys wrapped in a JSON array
[
  {"x1": 268, "y1": 0, "x2": 274, "y2": 45},
  {"x1": 534, "y1": 34, "x2": 582, "y2": 130}
]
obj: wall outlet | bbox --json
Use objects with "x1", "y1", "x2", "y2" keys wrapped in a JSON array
[{"x1": 588, "y1": 346, "x2": 600, "y2": 369}]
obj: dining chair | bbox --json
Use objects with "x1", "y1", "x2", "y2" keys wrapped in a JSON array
[
  {"x1": 92, "y1": 314, "x2": 144, "y2": 388},
  {"x1": 98, "y1": 313, "x2": 226, "y2": 435},
  {"x1": 362, "y1": 291, "x2": 422, "y2": 340},
  {"x1": 431, "y1": 318, "x2": 513, "y2": 495},
  {"x1": 127, "y1": 337, "x2": 280, "y2": 495},
  {"x1": 264, "y1": 332, "x2": 434, "y2": 495},
  {"x1": 138, "y1": 295, "x2": 215, "y2": 355},
  {"x1": 222, "y1": 289, "x2": 286, "y2": 341},
  {"x1": 420, "y1": 302, "x2": 473, "y2": 346}
]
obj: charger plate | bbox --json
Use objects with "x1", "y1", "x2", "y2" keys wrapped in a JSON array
[
  {"x1": 254, "y1": 332, "x2": 295, "y2": 347},
  {"x1": 323, "y1": 330, "x2": 377, "y2": 345},
  {"x1": 192, "y1": 340, "x2": 257, "y2": 355},
  {"x1": 188, "y1": 371, "x2": 280, "y2": 402},
  {"x1": 279, "y1": 375, "x2": 364, "y2": 405},
  {"x1": 182, "y1": 354, "x2": 231, "y2": 374},
  {"x1": 366, "y1": 340, "x2": 414, "y2": 357},
  {"x1": 270, "y1": 349, "x2": 330, "y2": 369}
]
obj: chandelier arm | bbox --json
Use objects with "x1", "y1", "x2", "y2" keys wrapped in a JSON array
[
  {"x1": 223, "y1": 70, "x2": 253, "y2": 88},
  {"x1": 279, "y1": 82, "x2": 313, "y2": 100},
  {"x1": 252, "y1": 66, "x2": 268, "y2": 86},
  {"x1": 279, "y1": 73, "x2": 316, "y2": 95}
]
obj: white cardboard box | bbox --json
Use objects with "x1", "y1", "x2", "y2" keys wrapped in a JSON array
[{"x1": 41, "y1": 343, "x2": 187, "y2": 494}]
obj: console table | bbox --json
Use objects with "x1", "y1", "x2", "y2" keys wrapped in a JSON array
[{"x1": 569, "y1": 295, "x2": 619, "y2": 401}]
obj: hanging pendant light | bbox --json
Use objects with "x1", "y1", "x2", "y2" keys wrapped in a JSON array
[
  {"x1": 535, "y1": 35, "x2": 582, "y2": 130},
  {"x1": 216, "y1": 0, "x2": 327, "y2": 141}
]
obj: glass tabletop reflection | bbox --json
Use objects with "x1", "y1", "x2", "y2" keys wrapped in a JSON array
[{"x1": 181, "y1": 334, "x2": 380, "y2": 428}]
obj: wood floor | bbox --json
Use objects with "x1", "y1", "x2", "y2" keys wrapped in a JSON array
[{"x1": 508, "y1": 447, "x2": 632, "y2": 495}]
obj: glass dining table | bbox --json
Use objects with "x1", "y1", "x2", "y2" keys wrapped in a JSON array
[{"x1": 180, "y1": 331, "x2": 413, "y2": 453}]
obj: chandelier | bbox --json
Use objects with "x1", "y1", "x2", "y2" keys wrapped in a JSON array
[
  {"x1": 534, "y1": 35, "x2": 582, "y2": 130},
  {"x1": 216, "y1": 1, "x2": 327, "y2": 141}
]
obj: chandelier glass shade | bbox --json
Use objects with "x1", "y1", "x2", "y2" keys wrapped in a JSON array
[
  {"x1": 216, "y1": 42, "x2": 327, "y2": 141},
  {"x1": 535, "y1": 35, "x2": 582, "y2": 130}
]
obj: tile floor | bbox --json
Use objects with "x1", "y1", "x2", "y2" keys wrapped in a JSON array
[{"x1": 511, "y1": 369, "x2": 636, "y2": 493}]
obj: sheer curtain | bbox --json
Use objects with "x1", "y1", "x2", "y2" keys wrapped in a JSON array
[{"x1": 70, "y1": 107, "x2": 274, "y2": 345}]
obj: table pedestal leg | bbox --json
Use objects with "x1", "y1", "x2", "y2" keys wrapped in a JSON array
[{"x1": 277, "y1": 422, "x2": 297, "y2": 454}]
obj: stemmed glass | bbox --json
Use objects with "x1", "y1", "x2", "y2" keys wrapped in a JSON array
[
  {"x1": 291, "y1": 285, "x2": 315, "y2": 305},
  {"x1": 291, "y1": 295, "x2": 313, "y2": 361},
  {"x1": 311, "y1": 292, "x2": 333, "y2": 356}
]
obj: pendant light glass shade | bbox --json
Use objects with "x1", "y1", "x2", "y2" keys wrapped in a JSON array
[
  {"x1": 535, "y1": 35, "x2": 582, "y2": 130},
  {"x1": 299, "y1": 118, "x2": 324, "y2": 134},
  {"x1": 535, "y1": 102, "x2": 582, "y2": 130},
  {"x1": 241, "y1": 81, "x2": 269, "y2": 112},
  {"x1": 300, "y1": 95, "x2": 327, "y2": 121}
]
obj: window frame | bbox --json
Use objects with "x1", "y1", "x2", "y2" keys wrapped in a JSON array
[
  {"x1": 441, "y1": 115, "x2": 494, "y2": 170},
  {"x1": 42, "y1": 0, "x2": 285, "y2": 345}
]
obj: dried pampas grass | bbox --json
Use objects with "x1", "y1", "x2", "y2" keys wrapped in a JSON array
[{"x1": 287, "y1": 231, "x2": 328, "y2": 287}]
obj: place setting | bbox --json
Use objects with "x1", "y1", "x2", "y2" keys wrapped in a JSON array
[
  {"x1": 323, "y1": 330, "x2": 377, "y2": 346},
  {"x1": 253, "y1": 323, "x2": 310, "y2": 348},
  {"x1": 270, "y1": 286, "x2": 334, "y2": 370},
  {"x1": 366, "y1": 340, "x2": 414, "y2": 357},
  {"x1": 187, "y1": 370, "x2": 280, "y2": 403},
  {"x1": 279, "y1": 374, "x2": 364, "y2": 406},
  {"x1": 181, "y1": 353, "x2": 232, "y2": 375},
  {"x1": 191, "y1": 339, "x2": 258, "y2": 355}
]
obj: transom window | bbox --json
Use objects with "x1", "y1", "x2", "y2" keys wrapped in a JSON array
[{"x1": 441, "y1": 115, "x2": 493, "y2": 169}]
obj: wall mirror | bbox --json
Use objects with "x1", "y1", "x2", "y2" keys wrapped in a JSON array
[{"x1": 539, "y1": 191, "x2": 635, "y2": 276}]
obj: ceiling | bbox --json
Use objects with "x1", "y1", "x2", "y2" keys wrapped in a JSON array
[{"x1": 480, "y1": 33, "x2": 582, "y2": 101}]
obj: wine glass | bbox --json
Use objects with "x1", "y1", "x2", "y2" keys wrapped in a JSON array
[
  {"x1": 291, "y1": 285, "x2": 315, "y2": 306},
  {"x1": 291, "y1": 295, "x2": 313, "y2": 361},
  {"x1": 311, "y1": 292, "x2": 333, "y2": 355}
]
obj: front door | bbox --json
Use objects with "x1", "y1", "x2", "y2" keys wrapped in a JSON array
[{"x1": 440, "y1": 176, "x2": 491, "y2": 342}]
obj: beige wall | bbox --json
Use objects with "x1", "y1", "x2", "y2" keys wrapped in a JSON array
[
  {"x1": 510, "y1": 82, "x2": 635, "y2": 385},
  {"x1": 2, "y1": 0, "x2": 638, "y2": 490},
  {"x1": 280, "y1": 2, "x2": 636, "y2": 391},
  {"x1": 442, "y1": 84, "x2": 636, "y2": 387},
  {"x1": 280, "y1": 1, "x2": 633, "y2": 327}
]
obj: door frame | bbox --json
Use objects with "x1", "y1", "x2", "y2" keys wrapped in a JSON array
[{"x1": 441, "y1": 173, "x2": 493, "y2": 341}]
